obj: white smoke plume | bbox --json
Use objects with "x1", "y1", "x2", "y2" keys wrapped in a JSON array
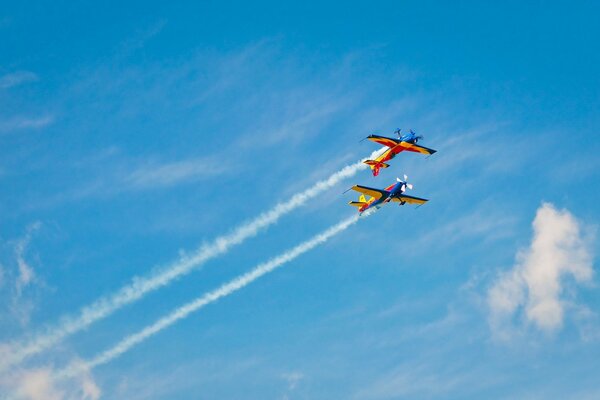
[
  {"x1": 1, "y1": 148, "x2": 384, "y2": 371},
  {"x1": 60, "y1": 211, "x2": 371, "y2": 378}
]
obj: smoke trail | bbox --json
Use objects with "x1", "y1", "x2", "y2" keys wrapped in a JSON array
[
  {"x1": 1, "y1": 148, "x2": 384, "y2": 371},
  {"x1": 59, "y1": 211, "x2": 372, "y2": 378}
]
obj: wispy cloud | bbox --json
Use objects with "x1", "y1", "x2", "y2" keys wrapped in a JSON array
[
  {"x1": 487, "y1": 203, "x2": 594, "y2": 338},
  {"x1": 61, "y1": 212, "x2": 369, "y2": 377},
  {"x1": 0, "y1": 71, "x2": 38, "y2": 89},
  {"x1": 237, "y1": 89, "x2": 354, "y2": 149},
  {"x1": 0, "y1": 115, "x2": 54, "y2": 133},
  {"x1": 0, "y1": 263, "x2": 5, "y2": 289},
  {"x1": 0, "y1": 226, "x2": 99, "y2": 400},
  {"x1": 353, "y1": 362, "x2": 470, "y2": 400},
  {"x1": 12, "y1": 368, "x2": 63, "y2": 400},
  {"x1": 1, "y1": 363, "x2": 100, "y2": 400},
  {"x1": 0, "y1": 149, "x2": 383, "y2": 372},
  {"x1": 117, "y1": 20, "x2": 167, "y2": 55},
  {"x1": 281, "y1": 371, "x2": 304, "y2": 400},
  {"x1": 20, "y1": 153, "x2": 232, "y2": 211},
  {"x1": 0, "y1": 222, "x2": 44, "y2": 328},
  {"x1": 282, "y1": 371, "x2": 303, "y2": 390},
  {"x1": 108, "y1": 356, "x2": 261, "y2": 400},
  {"x1": 123, "y1": 157, "x2": 225, "y2": 189},
  {"x1": 414, "y1": 204, "x2": 518, "y2": 249},
  {"x1": 14, "y1": 222, "x2": 42, "y2": 296}
]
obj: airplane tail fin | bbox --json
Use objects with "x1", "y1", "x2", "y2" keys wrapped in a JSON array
[
  {"x1": 359, "y1": 194, "x2": 367, "y2": 203},
  {"x1": 363, "y1": 160, "x2": 389, "y2": 176}
]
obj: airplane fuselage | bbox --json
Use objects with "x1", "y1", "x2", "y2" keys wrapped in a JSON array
[
  {"x1": 399, "y1": 132, "x2": 419, "y2": 144},
  {"x1": 376, "y1": 134, "x2": 420, "y2": 164},
  {"x1": 359, "y1": 181, "x2": 407, "y2": 213}
]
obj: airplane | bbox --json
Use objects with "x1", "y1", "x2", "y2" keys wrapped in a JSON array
[
  {"x1": 363, "y1": 129, "x2": 437, "y2": 176},
  {"x1": 347, "y1": 175, "x2": 428, "y2": 214}
]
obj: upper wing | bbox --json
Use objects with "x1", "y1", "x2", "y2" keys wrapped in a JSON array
[
  {"x1": 366, "y1": 134, "x2": 400, "y2": 148},
  {"x1": 350, "y1": 185, "x2": 388, "y2": 200},
  {"x1": 398, "y1": 141, "x2": 437, "y2": 155},
  {"x1": 392, "y1": 194, "x2": 429, "y2": 205}
]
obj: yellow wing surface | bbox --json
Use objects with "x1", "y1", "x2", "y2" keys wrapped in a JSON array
[
  {"x1": 397, "y1": 141, "x2": 437, "y2": 155},
  {"x1": 367, "y1": 135, "x2": 436, "y2": 155},
  {"x1": 366, "y1": 135, "x2": 400, "y2": 148},
  {"x1": 391, "y1": 194, "x2": 428, "y2": 205},
  {"x1": 349, "y1": 185, "x2": 388, "y2": 200}
]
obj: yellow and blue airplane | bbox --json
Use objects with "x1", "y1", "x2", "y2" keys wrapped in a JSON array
[
  {"x1": 348, "y1": 175, "x2": 428, "y2": 214},
  {"x1": 363, "y1": 129, "x2": 437, "y2": 176}
]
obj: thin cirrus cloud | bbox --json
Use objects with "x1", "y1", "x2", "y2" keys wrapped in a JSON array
[
  {"x1": 0, "y1": 222, "x2": 43, "y2": 328},
  {"x1": 487, "y1": 202, "x2": 594, "y2": 337},
  {"x1": 0, "y1": 115, "x2": 54, "y2": 133},
  {"x1": 25, "y1": 154, "x2": 233, "y2": 210},
  {"x1": 123, "y1": 157, "x2": 227, "y2": 189},
  {"x1": 13, "y1": 222, "x2": 42, "y2": 295},
  {"x1": 0, "y1": 71, "x2": 38, "y2": 89}
]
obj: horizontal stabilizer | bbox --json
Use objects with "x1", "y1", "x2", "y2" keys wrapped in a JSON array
[
  {"x1": 348, "y1": 201, "x2": 367, "y2": 208},
  {"x1": 363, "y1": 160, "x2": 390, "y2": 168}
]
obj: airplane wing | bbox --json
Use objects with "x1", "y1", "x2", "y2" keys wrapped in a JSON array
[
  {"x1": 366, "y1": 134, "x2": 401, "y2": 148},
  {"x1": 398, "y1": 141, "x2": 437, "y2": 155},
  {"x1": 350, "y1": 185, "x2": 388, "y2": 200},
  {"x1": 392, "y1": 194, "x2": 429, "y2": 205}
]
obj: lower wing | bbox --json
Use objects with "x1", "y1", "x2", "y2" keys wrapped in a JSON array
[{"x1": 392, "y1": 194, "x2": 429, "y2": 205}]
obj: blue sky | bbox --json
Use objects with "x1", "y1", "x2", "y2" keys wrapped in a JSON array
[{"x1": 1, "y1": 1, "x2": 599, "y2": 399}]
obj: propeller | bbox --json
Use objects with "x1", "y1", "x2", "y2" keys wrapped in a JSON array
[
  {"x1": 409, "y1": 129, "x2": 424, "y2": 143},
  {"x1": 396, "y1": 175, "x2": 413, "y2": 190}
]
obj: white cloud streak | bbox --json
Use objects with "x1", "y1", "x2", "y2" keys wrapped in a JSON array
[
  {"x1": 124, "y1": 157, "x2": 225, "y2": 189},
  {"x1": 0, "y1": 71, "x2": 38, "y2": 89},
  {"x1": 1, "y1": 148, "x2": 384, "y2": 372},
  {"x1": 0, "y1": 264, "x2": 5, "y2": 289},
  {"x1": 14, "y1": 222, "x2": 41, "y2": 296},
  {"x1": 487, "y1": 203, "x2": 594, "y2": 337},
  {"x1": 60, "y1": 211, "x2": 370, "y2": 378},
  {"x1": 0, "y1": 222, "x2": 44, "y2": 328},
  {"x1": 0, "y1": 115, "x2": 54, "y2": 133}
]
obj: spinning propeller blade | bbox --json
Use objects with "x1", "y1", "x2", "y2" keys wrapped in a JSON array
[{"x1": 397, "y1": 175, "x2": 413, "y2": 190}]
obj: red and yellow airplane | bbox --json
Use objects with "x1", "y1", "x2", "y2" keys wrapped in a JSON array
[
  {"x1": 364, "y1": 129, "x2": 437, "y2": 176},
  {"x1": 348, "y1": 175, "x2": 428, "y2": 214}
]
